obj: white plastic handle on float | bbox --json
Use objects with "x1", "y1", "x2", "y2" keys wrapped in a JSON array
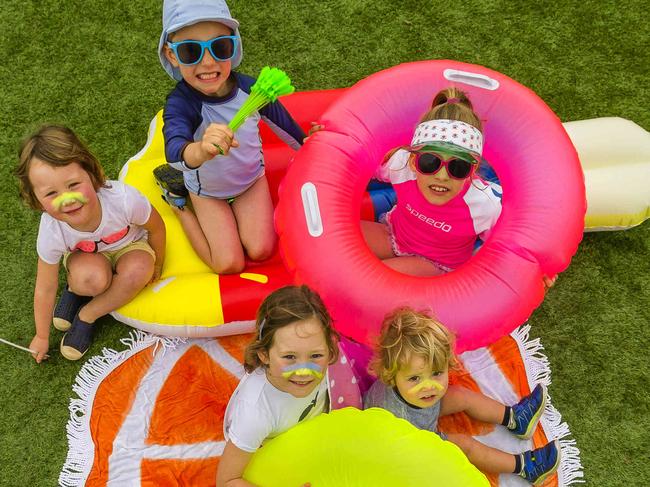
[
  {"x1": 443, "y1": 69, "x2": 500, "y2": 91},
  {"x1": 301, "y1": 182, "x2": 323, "y2": 237}
]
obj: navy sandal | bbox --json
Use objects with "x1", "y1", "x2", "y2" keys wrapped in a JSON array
[
  {"x1": 53, "y1": 288, "x2": 90, "y2": 332},
  {"x1": 60, "y1": 313, "x2": 95, "y2": 361}
]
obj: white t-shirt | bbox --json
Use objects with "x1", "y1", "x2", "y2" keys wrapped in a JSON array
[
  {"x1": 36, "y1": 181, "x2": 152, "y2": 264},
  {"x1": 224, "y1": 368, "x2": 329, "y2": 453}
]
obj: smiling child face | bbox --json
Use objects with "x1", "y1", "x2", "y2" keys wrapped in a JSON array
[
  {"x1": 164, "y1": 21, "x2": 235, "y2": 97},
  {"x1": 28, "y1": 158, "x2": 100, "y2": 231},
  {"x1": 258, "y1": 317, "x2": 330, "y2": 398},
  {"x1": 408, "y1": 154, "x2": 469, "y2": 206}
]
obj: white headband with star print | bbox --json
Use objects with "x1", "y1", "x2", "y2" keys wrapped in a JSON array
[{"x1": 411, "y1": 119, "x2": 483, "y2": 156}]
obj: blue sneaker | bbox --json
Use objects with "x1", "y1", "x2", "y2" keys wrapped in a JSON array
[
  {"x1": 521, "y1": 440, "x2": 561, "y2": 485},
  {"x1": 154, "y1": 164, "x2": 188, "y2": 210},
  {"x1": 60, "y1": 313, "x2": 95, "y2": 361},
  {"x1": 510, "y1": 384, "x2": 547, "y2": 439},
  {"x1": 53, "y1": 288, "x2": 90, "y2": 332},
  {"x1": 160, "y1": 188, "x2": 187, "y2": 210}
]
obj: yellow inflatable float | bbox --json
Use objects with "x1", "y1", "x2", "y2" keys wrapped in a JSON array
[
  {"x1": 244, "y1": 408, "x2": 489, "y2": 486},
  {"x1": 114, "y1": 111, "x2": 293, "y2": 336},
  {"x1": 113, "y1": 89, "x2": 343, "y2": 336}
]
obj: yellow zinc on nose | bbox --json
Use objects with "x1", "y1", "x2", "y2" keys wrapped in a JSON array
[
  {"x1": 281, "y1": 368, "x2": 323, "y2": 379},
  {"x1": 408, "y1": 379, "x2": 444, "y2": 395},
  {"x1": 52, "y1": 192, "x2": 88, "y2": 211}
]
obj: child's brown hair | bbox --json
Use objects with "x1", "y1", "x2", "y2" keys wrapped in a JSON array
[
  {"x1": 381, "y1": 86, "x2": 482, "y2": 164},
  {"x1": 16, "y1": 124, "x2": 106, "y2": 210},
  {"x1": 420, "y1": 86, "x2": 482, "y2": 131},
  {"x1": 370, "y1": 307, "x2": 457, "y2": 385},
  {"x1": 243, "y1": 285, "x2": 339, "y2": 373}
]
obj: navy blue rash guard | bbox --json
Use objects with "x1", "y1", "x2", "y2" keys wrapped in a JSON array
[{"x1": 163, "y1": 72, "x2": 305, "y2": 199}]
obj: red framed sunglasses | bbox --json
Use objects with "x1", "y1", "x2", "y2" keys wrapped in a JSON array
[
  {"x1": 73, "y1": 226, "x2": 130, "y2": 253},
  {"x1": 409, "y1": 143, "x2": 479, "y2": 180}
]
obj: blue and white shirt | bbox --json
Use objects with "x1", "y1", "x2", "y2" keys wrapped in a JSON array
[{"x1": 163, "y1": 72, "x2": 305, "y2": 199}]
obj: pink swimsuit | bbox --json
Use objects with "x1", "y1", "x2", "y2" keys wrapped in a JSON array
[{"x1": 379, "y1": 150, "x2": 502, "y2": 270}]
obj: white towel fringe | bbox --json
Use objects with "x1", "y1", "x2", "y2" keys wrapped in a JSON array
[
  {"x1": 58, "y1": 330, "x2": 180, "y2": 487},
  {"x1": 511, "y1": 325, "x2": 585, "y2": 485}
]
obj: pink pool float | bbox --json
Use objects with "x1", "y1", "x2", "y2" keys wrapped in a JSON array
[{"x1": 276, "y1": 60, "x2": 586, "y2": 352}]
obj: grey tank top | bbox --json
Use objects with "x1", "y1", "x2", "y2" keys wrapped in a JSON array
[{"x1": 363, "y1": 380, "x2": 442, "y2": 434}]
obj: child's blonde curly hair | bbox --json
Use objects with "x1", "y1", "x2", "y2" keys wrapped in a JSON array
[{"x1": 370, "y1": 308, "x2": 458, "y2": 385}]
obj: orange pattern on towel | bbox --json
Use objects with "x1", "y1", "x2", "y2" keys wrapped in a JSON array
[
  {"x1": 148, "y1": 345, "x2": 239, "y2": 445},
  {"x1": 219, "y1": 333, "x2": 254, "y2": 364},
  {"x1": 86, "y1": 348, "x2": 155, "y2": 486},
  {"x1": 76, "y1": 334, "x2": 560, "y2": 487}
]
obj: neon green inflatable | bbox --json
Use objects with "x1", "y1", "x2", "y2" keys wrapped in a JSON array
[{"x1": 244, "y1": 408, "x2": 488, "y2": 486}]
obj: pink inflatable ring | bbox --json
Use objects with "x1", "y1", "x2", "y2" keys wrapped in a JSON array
[{"x1": 276, "y1": 60, "x2": 585, "y2": 352}]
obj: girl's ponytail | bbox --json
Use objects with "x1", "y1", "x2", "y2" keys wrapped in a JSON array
[
  {"x1": 422, "y1": 87, "x2": 482, "y2": 130},
  {"x1": 430, "y1": 87, "x2": 474, "y2": 111}
]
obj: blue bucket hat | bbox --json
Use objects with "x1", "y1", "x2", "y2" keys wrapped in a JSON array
[{"x1": 159, "y1": 0, "x2": 243, "y2": 81}]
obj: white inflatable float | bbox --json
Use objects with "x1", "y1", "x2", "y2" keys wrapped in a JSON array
[{"x1": 564, "y1": 117, "x2": 650, "y2": 231}]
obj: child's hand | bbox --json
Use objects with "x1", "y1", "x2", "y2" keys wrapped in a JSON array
[
  {"x1": 543, "y1": 274, "x2": 557, "y2": 292},
  {"x1": 303, "y1": 121, "x2": 324, "y2": 142},
  {"x1": 201, "y1": 124, "x2": 239, "y2": 159},
  {"x1": 29, "y1": 335, "x2": 49, "y2": 363}
]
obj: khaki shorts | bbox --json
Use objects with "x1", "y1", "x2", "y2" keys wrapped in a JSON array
[{"x1": 63, "y1": 239, "x2": 155, "y2": 270}]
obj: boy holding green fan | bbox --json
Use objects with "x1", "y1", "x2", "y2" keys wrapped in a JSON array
[{"x1": 155, "y1": 0, "x2": 306, "y2": 274}]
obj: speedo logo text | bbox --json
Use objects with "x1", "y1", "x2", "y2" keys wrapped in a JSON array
[{"x1": 405, "y1": 203, "x2": 452, "y2": 232}]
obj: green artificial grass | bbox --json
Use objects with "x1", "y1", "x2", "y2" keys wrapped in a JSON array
[{"x1": 0, "y1": 1, "x2": 648, "y2": 485}]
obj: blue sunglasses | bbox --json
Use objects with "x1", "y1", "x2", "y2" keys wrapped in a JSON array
[{"x1": 167, "y1": 35, "x2": 238, "y2": 66}]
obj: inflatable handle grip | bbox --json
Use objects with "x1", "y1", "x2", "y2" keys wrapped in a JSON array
[
  {"x1": 443, "y1": 69, "x2": 500, "y2": 91},
  {"x1": 301, "y1": 182, "x2": 324, "y2": 237}
]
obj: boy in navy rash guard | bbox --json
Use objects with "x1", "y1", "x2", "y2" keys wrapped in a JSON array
[{"x1": 155, "y1": 0, "x2": 305, "y2": 274}]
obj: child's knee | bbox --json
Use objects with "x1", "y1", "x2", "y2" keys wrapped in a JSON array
[
  {"x1": 210, "y1": 258, "x2": 245, "y2": 275},
  {"x1": 246, "y1": 242, "x2": 274, "y2": 262},
  {"x1": 244, "y1": 233, "x2": 276, "y2": 262},
  {"x1": 69, "y1": 268, "x2": 111, "y2": 296},
  {"x1": 118, "y1": 255, "x2": 154, "y2": 284}
]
